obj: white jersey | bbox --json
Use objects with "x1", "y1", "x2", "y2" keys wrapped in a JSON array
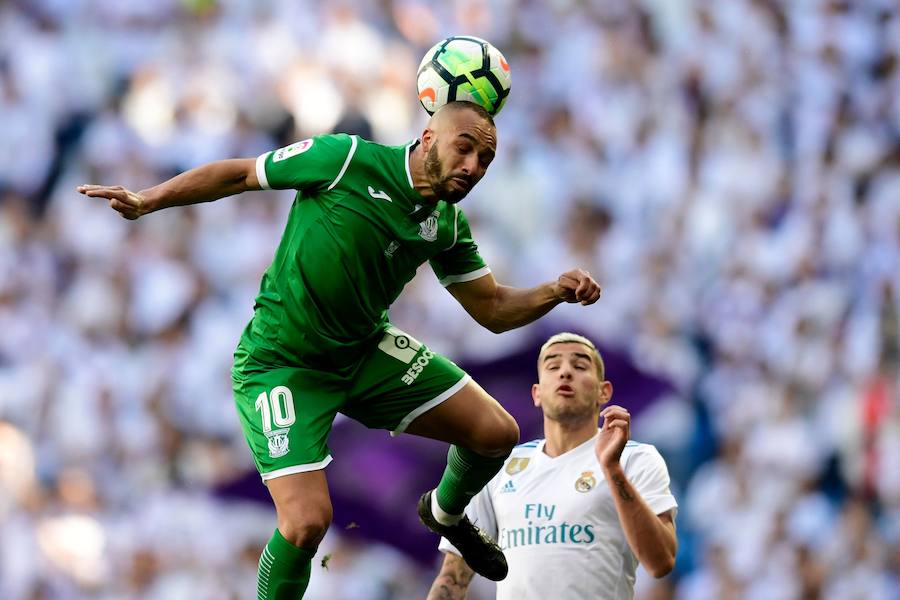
[{"x1": 439, "y1": 432, "x2": 677, "y2": 600}]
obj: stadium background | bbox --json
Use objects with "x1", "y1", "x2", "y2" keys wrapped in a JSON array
[{"x1": 1, "y1": 0, "x2": 899, "y2": 598}]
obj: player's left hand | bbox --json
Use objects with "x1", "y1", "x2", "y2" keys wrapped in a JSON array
[
  {"x1": 553, "y1": 269, "x2": 601, "y2": 306},
  {"x1": 595, "y1": 405, "x2": 630, "y2": 469}
]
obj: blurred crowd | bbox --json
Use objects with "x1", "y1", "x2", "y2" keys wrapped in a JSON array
[{"x1": 1, "y1": 0, "x2": 899, "y2": 598}]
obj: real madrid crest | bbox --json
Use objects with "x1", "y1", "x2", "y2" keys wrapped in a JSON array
[
  {"x1": 505, "y1": 457, "x2": 530, "y2": 475},
  {"x1": 418, "y1": 210, "x2": 440, "y2": 242},
  {"x1": 575, "y1": 470, "x2": 596, "y2": 493}
]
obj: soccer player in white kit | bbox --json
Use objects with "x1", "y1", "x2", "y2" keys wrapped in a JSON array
[{"x1": 427, "y1": 332, "x2": 678, "y2": 599}]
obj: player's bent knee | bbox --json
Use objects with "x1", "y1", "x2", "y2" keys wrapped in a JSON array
[
  {"x1": 277, "y1": 505, "x2": 333, "y2": 549},
  {"x1": 471, "y1": 412, "x2": 519, "y2": 458},
  {"x1": 495, "y1": 413, "x2": 520, "y2": 455}
]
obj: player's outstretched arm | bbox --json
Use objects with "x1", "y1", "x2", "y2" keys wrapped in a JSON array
[
  {"x1": 77, "y1": 158, "x2": 260, "y2": 220},
  {"x1": 427, "y1": 552, "x2": 475, "y2": 600},
  {"x1": 447, "y1": 269, "x2": 601, "y2": 333}
]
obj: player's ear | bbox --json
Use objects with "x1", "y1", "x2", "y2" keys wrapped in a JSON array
[
  {"x1": 531, "y1": 383, "x2": 542, "y2": 408},
  {"x1": 597, "y1": 381, "x2": 613, "y2": 407},
  {"x1": 421, "y1": 127, "x2": 435, "y2": 151}
]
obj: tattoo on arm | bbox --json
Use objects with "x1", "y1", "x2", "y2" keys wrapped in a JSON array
[
  {"x1": 432, "y1": 583, "x2": 461, "y2": 600},
  {"x1": 428, "y1": 554, "x2": 475, "y2": 600},
  {"x1": 612, "y1": 474, "x2": 635, "y2": 501}
]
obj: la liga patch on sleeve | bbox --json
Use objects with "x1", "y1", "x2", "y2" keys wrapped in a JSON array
[{"x1": 273, "y1": 138, "x2": 314, "y2": 162}]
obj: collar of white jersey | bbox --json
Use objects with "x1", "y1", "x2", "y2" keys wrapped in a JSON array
[{"x1": 536, "y1": 430, "x2": 600, "y2": 461}]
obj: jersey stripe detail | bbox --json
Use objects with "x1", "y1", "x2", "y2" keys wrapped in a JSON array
[
  {"x1": 327, "y1": 135, "x2": 358, "y2": 191},
  {"x1": 256, "y1": 152, "x2": 272, "y2": 190},
  {"x1": 391, "y1": 374, "x2": 471, "y2": 436},
  {"x1": 404, "y1": 140, "x2": 416, "y2": 188},
  {"x1": 439, "y1": 266, "x2": 491, "y2": 287},
  {"x1": 444, "y1": 205, "x2": 460, "y2": 251},
  {"x1": 260, "y1": 455, "x2": 333, "y2": 480}
]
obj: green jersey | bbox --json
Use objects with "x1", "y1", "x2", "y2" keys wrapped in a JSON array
[{"x1": 234, "y1": 134, "x2": 489, "y2": 375}]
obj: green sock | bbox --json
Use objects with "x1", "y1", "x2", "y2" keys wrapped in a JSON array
[
  {"x1": 435, "y1": 445, "x2": 507, "y2": 516},
  {"x1": 257, "y1": 529, "x2": 315, "y2": 600}
]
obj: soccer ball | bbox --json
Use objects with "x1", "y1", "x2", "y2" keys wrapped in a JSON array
[{"x1": 416, "y1": 36, "x2": 511, "y2": 116}]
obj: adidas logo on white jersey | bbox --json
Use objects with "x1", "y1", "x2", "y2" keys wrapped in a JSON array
[{"x1": 500, "y1": 480, "x2": 516, "y2": 494}]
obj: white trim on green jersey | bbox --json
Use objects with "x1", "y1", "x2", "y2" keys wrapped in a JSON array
[
  {"x1": 404, "y1": 140, "x2": 416, "y2": 188},
  {"x1": 260, "y1": 455, "x2": 334, "y2": 480},
  {"x1": 439, "y1": 265, "x2": 491, "y2": 287},
  {"x1": 327, "y1": 135, "x2": 358, "y2": 190},
  {"x1": 390, "y1": 374, "x2": 471, "y2": 437},
  {"x1": 439, "y1": 433, "x2": 677, "y2": 599},
  {"x1": 256, "y1": 152, "x2": 271, "y2": 190},
  {"x1": 445, "y1": 204, "x2": 459, "y2": 251}
]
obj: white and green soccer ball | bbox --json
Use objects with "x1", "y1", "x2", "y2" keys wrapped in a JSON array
[{"x1": 416, "y1": 36, "x2": 511, "y2": 116}]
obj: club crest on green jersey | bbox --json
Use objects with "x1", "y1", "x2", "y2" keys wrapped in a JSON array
[
  {"x1": 265, "y1": 428, "x2": 290, "y2": 458},
  {"x1": 418, "y1": 210, "x2": 440, "y2": 241}
]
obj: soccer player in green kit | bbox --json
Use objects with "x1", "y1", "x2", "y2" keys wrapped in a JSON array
[{"x1": 78, "y1": 101, "x2": 601, "y2": 599}]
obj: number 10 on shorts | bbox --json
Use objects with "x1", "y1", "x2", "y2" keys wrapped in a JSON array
[{"x1": 255, "y1": 386, "x2": 296, "y2": 433}]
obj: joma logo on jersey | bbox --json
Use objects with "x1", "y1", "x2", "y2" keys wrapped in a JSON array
[
  {"x1": 368, "y1": 186, "x2": 393, "y2": 203},
  {"x1": 402, "y1": 349, "x2": 435, "y2": 385}
]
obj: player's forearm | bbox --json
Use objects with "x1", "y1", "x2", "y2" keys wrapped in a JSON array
[
  {"x1": 427, "y1": 554, "x2": 474, "y2": 600},
  {"x1": 140, "y1": 159, "x2": 259, "y2": 213},
  {"x1": 485, "y1": 282, "x2": 562, "y2": 332},
  {"x1": 427, "y1": 575, "x2": 469, "y2": 600},
  {"x1": 602, "y1": 464, "x2": 677, "y2": 578}
]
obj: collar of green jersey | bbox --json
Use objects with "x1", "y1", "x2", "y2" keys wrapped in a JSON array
[{"x1": 405, "y1": 139, "x2": 444, "y2": 223}]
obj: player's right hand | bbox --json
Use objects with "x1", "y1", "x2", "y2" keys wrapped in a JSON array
[
  {"x1": 554, "y1": 268, "x2": 602, "y2": 306},
  {"x1": 77, "y1": 184, "x2": 149, "y2": 220}
]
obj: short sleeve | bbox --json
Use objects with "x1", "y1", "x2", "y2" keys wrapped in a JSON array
[
  {"x1": 438, "y1": 479, "x2": 499, "y2": 556},
  {"x1": 623, "y1": 444, "x2": 679, "y2": 517},
  {"x1": 429, "y1": 206, "x2": 491, "y2": 286},
  {"x1": 256, "y1": 133, "x2": 356, "y2": 192}
]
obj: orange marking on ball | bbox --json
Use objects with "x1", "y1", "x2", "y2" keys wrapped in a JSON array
[
  {"x1": 419, "y1": 88, "x2": 436, "y2": 102},
  {"x1": 500, "y1": 57, "x2": 509, "y2": 71}
]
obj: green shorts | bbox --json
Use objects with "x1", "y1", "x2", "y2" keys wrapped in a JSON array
[{"x1": 231, "y1": 326, "x2": 469, "y2": 481}]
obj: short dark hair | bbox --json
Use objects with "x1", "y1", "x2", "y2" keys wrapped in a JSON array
[{"x1": 438, "y1": 101, "x2": 496, "y2": 127}]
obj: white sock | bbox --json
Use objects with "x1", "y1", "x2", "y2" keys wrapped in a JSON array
[{"x1": 432, "y1": 491, "x2": 463, "y2": 526}]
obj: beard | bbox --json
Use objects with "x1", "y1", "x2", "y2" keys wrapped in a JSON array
[
  {"x1": 541, "y1": 388, "x2": 599, "y2": 426},
  {"x1": 544, "y1": 403, "x2": 594, "y2": 426},
  {"x1": 425, "y1": 143, "x2": 470, "y2": 204}
]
